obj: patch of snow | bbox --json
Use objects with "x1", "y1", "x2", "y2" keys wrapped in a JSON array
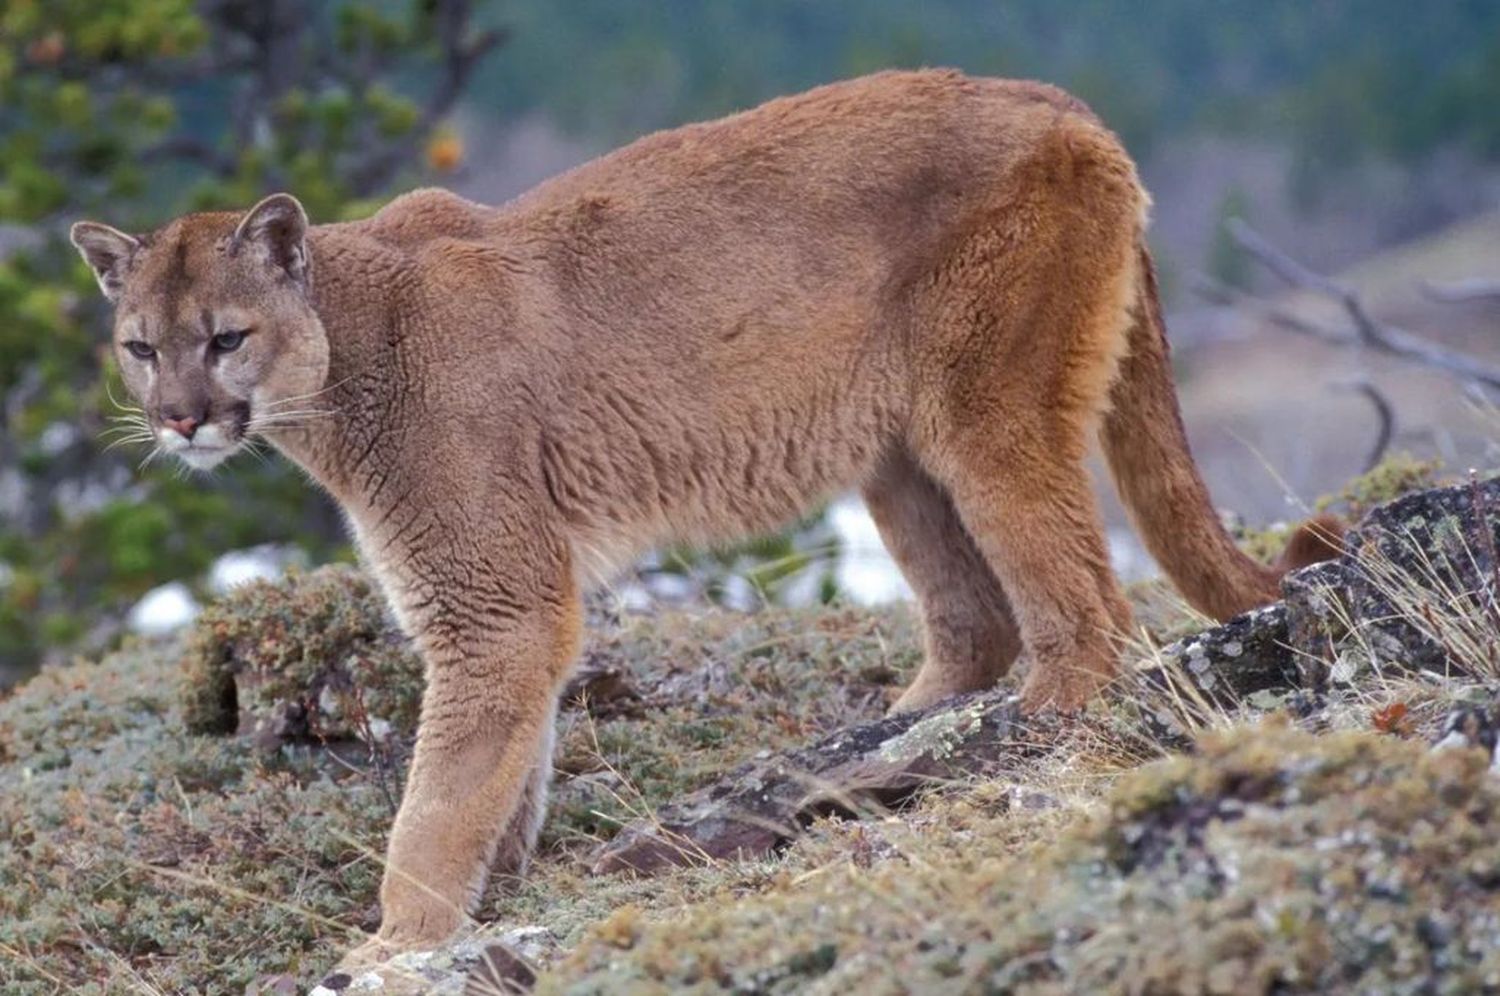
[
  {"x1": 0, "y1": 469, "x2": 27, "y2": 520},
  {"x1": 718, "y1": 573, "x2": 757, "y2": 612},
  {"x1": 37, "y1": 421, "x2": 80, "y2": 457},
  {"x1": 776, "y1": 560, "x2": 826, "y2": 607},
  {"x1": 208, "y1": 544, "x2": 306, "y2": 594},
  {"x1": 55, "y1": 477, "x2": 121, "y2": 522},
  {"x1": 610, "y1": 581, "x2": 656, "y2": 613},
  {"x1": 641, "y1": 571, "x2": 695, "y2": 604},
  {"x1": 127, "y1": 581, "x2": 200, "y2": 635},
  {"x1": 829, "y1": 496, "x2": 911, "y2": 606},
  {"x1": 1108, "y1": 528, "x2": 1157, "y2": 582}
]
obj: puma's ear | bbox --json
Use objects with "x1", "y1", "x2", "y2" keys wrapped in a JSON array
[
  {"x1": 232, "y1": 192, "x2": 310, "y2": 289},
  {"x1": 69, "y1": 222, "x2": 141, "y2": 304}
]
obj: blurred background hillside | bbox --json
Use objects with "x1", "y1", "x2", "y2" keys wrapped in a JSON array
[{"x1": 3, "y1": 0, "x2": 1499, "y2": 686}]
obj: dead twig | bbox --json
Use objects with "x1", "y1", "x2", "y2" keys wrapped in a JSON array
[
  {"x1": 1333, "y1": 375, "x2": 1396, "y2": 473},
  {"x1": 1198, "y1": 219, "x2": 1500, "y2": 396},
  {"x1": 1422, "y1": 278, "x2": 1500, "y2": 304}
]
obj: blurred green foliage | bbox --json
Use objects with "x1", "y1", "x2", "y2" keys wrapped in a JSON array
[{"x1": 0, "y1": 0, "x2": 492, "y2": 680}]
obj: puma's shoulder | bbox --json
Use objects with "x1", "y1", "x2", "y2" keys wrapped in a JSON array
[{"x1": 365, "y1": 188, "x2": 494, "y2": 249}]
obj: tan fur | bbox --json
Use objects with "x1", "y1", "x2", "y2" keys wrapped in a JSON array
[{"x1": 71, "y1": 70, "x2": 1336, "y2": 955}]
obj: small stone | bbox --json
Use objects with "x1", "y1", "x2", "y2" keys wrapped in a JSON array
[{"x1": 465, "y1": 940, "x2": 538, "y2": 993}]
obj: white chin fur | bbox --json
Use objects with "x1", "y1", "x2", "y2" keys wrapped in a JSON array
[
  {"x1": 175, "y1": 446, "x2": 235, "y2": 470},
  {"x1": 157, "y1": 423, "x2": 238, "y2": 470}
]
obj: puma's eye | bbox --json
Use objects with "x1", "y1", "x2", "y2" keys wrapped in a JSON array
[
  {"x1": 211, "y1": 330, "x2": 247, "y2": 353},
  {"x1": 123, "y1": 341, "x2": 155, "y2": 360}
]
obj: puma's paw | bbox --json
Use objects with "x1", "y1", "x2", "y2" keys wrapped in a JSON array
[
  {"x1": 889, "y1": 674, "x2": 979, "y2": 714},
  {"x1": 1017, "y1": 671, "x2": 1100, "y2": 715},
  {"x1": 332, "y1": 934, "x2": 400, "y2": 972}
]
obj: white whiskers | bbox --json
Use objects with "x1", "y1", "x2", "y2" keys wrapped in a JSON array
[{"x1": 259, "y1": 375, "x2": 354, "y2": 412}]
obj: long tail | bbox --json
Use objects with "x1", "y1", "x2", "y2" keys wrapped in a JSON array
[{"x1": 1099, "y1": 245, "x2": 1341, "y2": 621}]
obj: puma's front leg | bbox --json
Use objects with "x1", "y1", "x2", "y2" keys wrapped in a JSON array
[{"x1": 368, "y1": 524, "x2": 581, "y2": 951}]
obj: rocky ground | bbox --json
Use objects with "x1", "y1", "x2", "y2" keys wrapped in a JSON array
[{"x1": 3, "y1": 457, "x2": 1499, "y2": 994}]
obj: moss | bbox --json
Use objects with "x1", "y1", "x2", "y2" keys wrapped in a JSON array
[
  {"x1": 179, "y1": 564, "x2": 424, "y2": 743},
  {"x1": 1318, "y1": 452, "x2": 1446, "y2": 520},
  {"x1": 545, "y1": 724, "x2": 1500, "y2": 995},
  {"x1": 1231, "y1": 454, "x2": 1444, "y2": 568}
]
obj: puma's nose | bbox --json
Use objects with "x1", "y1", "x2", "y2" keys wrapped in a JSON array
[{"x1": 163, "y1": 415, "x2": 200, "y2": 439}]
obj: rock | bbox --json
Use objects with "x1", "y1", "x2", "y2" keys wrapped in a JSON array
[
  {"x1": 1137, "y1": 475, "x2": 1500, "y2": 708},
  {"x1": 316, "y1": 927, "x2": 564, "y2": 996},
  {"x1": 561, "y1": 653, "x2": 642, "y2": 717},
  {"x1": 464, "y1": 940, "x2": 537, "y2": 993},
  {"x1": 1136, "y1": 601, "x2": 1298, "y2": 708},
  {"x1": 1433, "y1": 692, "x2": 1500, "y2": 773},
  {"x1": 591, "y1": 688, "x2": 1063, "y2": 875},
  {"x1": 1337, "y1": 475, "x2": 1500, "y2": 679}
]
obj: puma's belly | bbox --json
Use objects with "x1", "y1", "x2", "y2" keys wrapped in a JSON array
[{"x1": 539, "y1": 353, "x2": 903, "y2": 587}]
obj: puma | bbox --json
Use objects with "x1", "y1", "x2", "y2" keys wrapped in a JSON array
[{"x1": 71, "y1": 70, "x2": 1337, "y2": 958}]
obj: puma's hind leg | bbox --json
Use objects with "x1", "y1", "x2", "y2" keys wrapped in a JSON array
[
  {"x1": 925, "y1": 426, "x2": 1135, "y2": 713},
  {"x1": 910, "y1": 146, "x2": 1144, "y2": 711},
  {"x1": 862, "y1": 448, "x2": 1024, "y2": 712}
]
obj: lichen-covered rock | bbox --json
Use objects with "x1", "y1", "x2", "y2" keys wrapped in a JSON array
[
  {"x1": 548, "y1": 725, "x2": 1500, "y2": 995},
  {"x1": 1336, "y1": 475, "x2": 1500, "y2": 679},
  {"x1": 179, "y1": 565, "x2": 424, "y2": 749},
  {"x1": 311, "y1": 926, "x2": 562, "y2": 996},
  {"x1": 1139, "y1": 475, "x2": 1500, "y2": 708},
  {"x1": 1137, "y1": 601, "x2": 1297, "y2": 706},
  {"x1": 591, "y1": 689, "x2": 1061, "y2": 875}
]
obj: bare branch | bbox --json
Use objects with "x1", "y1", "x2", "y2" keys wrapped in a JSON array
[
  {"x1": 1422, "y1": 278, "x2": 1500, "y2": 304},
  {"x1": 1333, "y1": 375, "x2": 1395, "y2": 473},
  {"x1": 1214, "y1": 219, "x2": 1500, "y2": 394}
]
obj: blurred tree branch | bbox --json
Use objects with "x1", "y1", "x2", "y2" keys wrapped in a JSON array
[
  {"x1": 1195, "y1": 219, "x2": 1500, "y2": 396},
  {"x1": 1334, "y1": 376, "x2": 1396, "y2": 473},
  {"x1": 1422, "y1": 279, "x2": 1500, "y2": 305}
]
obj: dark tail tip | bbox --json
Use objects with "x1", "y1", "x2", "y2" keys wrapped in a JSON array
[{"x1": 1276, "y1": 513, "x2": 1346, "y2": 573}]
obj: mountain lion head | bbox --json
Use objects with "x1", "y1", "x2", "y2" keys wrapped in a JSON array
[{"x1": 70, "y1": 193, "x2": 329, "y2": 470}]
